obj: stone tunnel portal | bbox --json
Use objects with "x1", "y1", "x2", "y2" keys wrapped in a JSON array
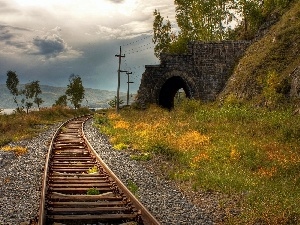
[{"x1": 158, "y1": 76, "x2": 191, "y2": 109}]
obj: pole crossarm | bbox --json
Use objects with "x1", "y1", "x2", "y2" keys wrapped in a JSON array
[
  {"x1": 125, "y1": 71, "x2": 134, "y2": 106},
  {"x1": 115, "y1": 52, "x2": 125, "y2": 58}
]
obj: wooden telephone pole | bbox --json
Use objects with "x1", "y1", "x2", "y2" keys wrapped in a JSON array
[
  {"x1": 115, "y1": 46, "x2": 125, "y2": 113},
  {"x1": 125, "y1": 71, "x2": 133, "y2": 106}
]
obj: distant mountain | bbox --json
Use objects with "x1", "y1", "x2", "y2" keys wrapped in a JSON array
[{"x1": 0, "y1": 84, "x2": 130, "y2": 109}]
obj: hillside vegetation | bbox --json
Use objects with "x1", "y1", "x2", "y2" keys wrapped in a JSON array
[{"x1": 220, "y1": 0, "x2": 300, "y2": 106}]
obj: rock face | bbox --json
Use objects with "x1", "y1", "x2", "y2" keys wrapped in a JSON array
[
  {"x1": 136, "y1": 41, "x2": 249, "y2": 108},
  {"x1": 290, "y1": 66, "x2": 300, "y2": 99}
]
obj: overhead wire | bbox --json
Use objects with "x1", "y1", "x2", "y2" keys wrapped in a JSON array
[{"x1": 117, "y1": 31, "x2": 160, "y2": 91}]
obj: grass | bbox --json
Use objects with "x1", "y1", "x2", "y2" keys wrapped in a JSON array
[
  {"x1": 127, "y1": 180, "x2": 139, "y2": 197},
  {"x1": 0, "y1": 106, "x2": 91, "y2": 147},
  {"x1": 86, "y1": 187, "x2": 99, "y2": 195},
  {"x1": 1, "y1": 145, "x2": 28, "y2": 156},
  {"x1": 130, "y1": 152, "x2": 152, "y2": 161},
  {"x1": 93, "y1": 100, "x2": 300, "y2": 224}
]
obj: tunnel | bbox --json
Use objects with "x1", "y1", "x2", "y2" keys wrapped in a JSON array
[{"x1": 158, "y1": 76, "x2": 191, "y2": 109}]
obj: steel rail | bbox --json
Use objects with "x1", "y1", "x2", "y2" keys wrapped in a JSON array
[
  {"x1": 39, "y1": 116, "x2": 73, "y2": 225},
  {"x1": 38, "y1": 115, "x2": 160, "y2": 225},
  {"x1": 83, "y1": 122, "x2": 161, "y2": 225}
]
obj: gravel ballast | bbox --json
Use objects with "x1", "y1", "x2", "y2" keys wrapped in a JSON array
[
  {"x1": 0, "y1": 124, "x2": 61, "y2": 225},
  {"x1": 0, "y1": 118, "x2": 234, "y2": 225}
]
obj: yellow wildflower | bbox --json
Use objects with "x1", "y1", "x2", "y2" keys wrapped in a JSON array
[{"x1": 114, "y1": 120, "x2": 129, "y2": 129}]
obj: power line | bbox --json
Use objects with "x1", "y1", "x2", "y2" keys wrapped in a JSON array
[
  {"x1": 124, "y1": 46, "x2": 154, "y2": 55},
  {"x1": 123, "y1": 41, "x2": 154, "y2": 54},
  {"x1": 121, "y1": 33, "x2": 153, "y2": 47},
  {"x1": 117, "y1": 32, "x2": 160, "y2": 90}
]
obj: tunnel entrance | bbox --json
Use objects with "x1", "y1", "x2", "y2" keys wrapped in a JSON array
[{"x1": 158, "y1": 76, "x2": 191, "y2": 109}]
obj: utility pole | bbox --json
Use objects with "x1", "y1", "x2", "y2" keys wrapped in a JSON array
[
  {"x1": 115, "y1": 46, "x2": 125, "y2": 113},
  {"x1": 125, "y1": 71, "x2": 133, "y2": 106}
]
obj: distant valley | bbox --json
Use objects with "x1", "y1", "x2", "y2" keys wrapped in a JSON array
[{"x1": 0, "y1": 84, "x2": 130, "y2": 109}]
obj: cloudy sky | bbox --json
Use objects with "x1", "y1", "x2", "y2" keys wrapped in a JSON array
[{"x1": 0, "y1": 0, "x2": 176, "y2": 93}]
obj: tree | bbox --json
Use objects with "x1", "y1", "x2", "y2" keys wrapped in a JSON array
[
  {"x1": 23, "y1": 101, "x2": 33, "y2": 114},
  {"x1": 108, "y1": 96, "x2": 124, "y2": 108},
  {"x1": 153, "y1": 0, "x2": 294, "y2": 55},
  {"x1": 153, "y1": 0, "x2": 234, "y2": 56},
  {"x1": 6, "y1": 71, "x2": 21, "y2": 110},
  {"x1": 175, "y1": 0, "x2": 232, "y2": 41},
  {"x1": 34, "y1": 97, "x2": 44, "y2": 109},
  {"x1": 231, "y1": 0, "x2": 264, "y2": 39},
  {"x1": 53, "y1": 95, "x2": 68, "y2": 107},
  {"x1": 31, "y1": 81, "x2": 43, "y2": 109},
  {"x1": 152, "y1": 9, "x2": 175, "y2": 59},
  {"x1": 22, "y1": 81, "x2": 43, "y2": 113},
  {"x1": 65, "y1": 74, "x2": 85, "y2": 109},
  {"x1": 226, "y1": 0, "x2": 292, "y2": 40},
  {"x1": 6, "y1": 71, "x2": 44, "y2": 113}
]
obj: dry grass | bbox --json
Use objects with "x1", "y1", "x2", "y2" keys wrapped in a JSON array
[
  {"x1": 94, "y1": 100, "x2": 300, "y2": 224},
  {"x1": 1, "y1": 145, "x2": 28, "y2": 156},
  {"x1": 0, "y1": 106, "x2": 91, "y2": 147}
]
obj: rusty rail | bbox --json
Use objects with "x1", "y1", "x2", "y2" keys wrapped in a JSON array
[{"x1": 38, "y1": 115, "x2": 160, "y2": 225}]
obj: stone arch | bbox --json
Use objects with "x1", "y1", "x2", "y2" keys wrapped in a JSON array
[
  {"x1": 154, "y1": 70, "x2": 199, "y2": 109},
  {"x1": 136, "y1": 41, "x2": 250, "y2": 107}
]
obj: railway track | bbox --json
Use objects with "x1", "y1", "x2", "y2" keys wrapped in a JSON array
[{"x1": 39, "y1": 115, "x2": 160, "y2": 225}]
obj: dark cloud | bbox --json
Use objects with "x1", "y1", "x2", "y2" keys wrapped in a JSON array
[
  {"x1": 0, "y1": 24, "x2": 32, "y2": 51},
  {"x1": 0, "y1": 25, "x2": 78, "y2": 59},
  {"x1": 32, "y1": 34, "x2": 67, "y2": 58},
  {"x1": 0, "y1": 0, "x2": 174, "y2": 92},
  {"x1": 5, "y1": 40, "x2": 28, "y2": 50},
  {"x1": 0, "y1": 24, "x2": 29, "y2": 42},
  {"x1": 0, "y1": 29, "x2": 13, "y2": 41}
]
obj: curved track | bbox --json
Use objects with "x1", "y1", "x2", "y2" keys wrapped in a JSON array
[{"x1": 39, "y1": 115, "x2": 160, "y2": 225}]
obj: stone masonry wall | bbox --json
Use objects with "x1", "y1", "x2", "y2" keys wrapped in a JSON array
[{"x1": 136, "y1": 41, "x2": 250, "y2": 107}]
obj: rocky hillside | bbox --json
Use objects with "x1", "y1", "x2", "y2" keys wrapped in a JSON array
[
  {"x1": 220, "y1": 1, "x2": 300, "y2": 105},
  {"x1": 0, "y1": 84, "x2": 127, "y2": 109}
]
